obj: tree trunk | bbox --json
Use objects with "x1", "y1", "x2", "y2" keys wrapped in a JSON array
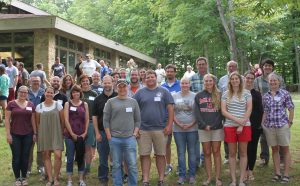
[{"x1": 216, "y1": 0, "x2": 238, "y2": 61}]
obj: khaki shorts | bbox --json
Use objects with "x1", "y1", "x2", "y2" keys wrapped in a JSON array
[
  {"x1": 137, "y1": 130, "x2": 168, "y2": 156},
  {"x1": 198, "y1": 129, "x2": 224, "y2": 143},
  {"x1": 263, "y1": 124, "x2": 290, "y2": 146}
]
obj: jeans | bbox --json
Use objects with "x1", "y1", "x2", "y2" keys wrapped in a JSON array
[
  {"x1": 97, "y1": 131, "x2": 110, "y2": 181},
  {"x1": 10, "y1": 133, "x2": 33, "y2": 179},
  {"x1": 109, "y1": 136, "x2": 138, "y2": 186},
  {"x1": 65, "y1": 138, "x2": 85, "y2": 174},
  {"x1": 195, "y1": 134, "x2": 204, "y2": 165},
  {"x1": 174, "y1": 131, "x2": 198, "y2": 178}
]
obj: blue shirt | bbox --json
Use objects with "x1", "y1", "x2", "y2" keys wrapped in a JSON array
[
  {"x1": 100, "y1": 66, "x2": 109, "y2": 80},
  {"x1": 28, "y1": 88, "x2": 45, "y2": 106},
  {"x1": 161, "y1": 79, "x2": 181, "y2": 94}
]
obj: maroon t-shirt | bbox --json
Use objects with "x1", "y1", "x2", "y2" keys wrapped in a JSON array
[{"x1": 6, "y1": 100, "x2": 35, "y2": 135}]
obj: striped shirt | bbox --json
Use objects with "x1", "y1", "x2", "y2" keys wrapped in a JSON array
[
  {"x1": 263, "y1": 89, "x2": 294, "y2": 128},
  {"x1": 221, "y1": 89, "x2": 252, "y2": 127}
]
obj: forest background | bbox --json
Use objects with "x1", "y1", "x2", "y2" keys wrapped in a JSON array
[{"x1": 5, "y1": 0, "x2": 300, "y2": 87}]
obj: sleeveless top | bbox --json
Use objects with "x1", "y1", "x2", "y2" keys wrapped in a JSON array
[{"x1": 64, "y1": 101, "x2": 86, "y2": 138}]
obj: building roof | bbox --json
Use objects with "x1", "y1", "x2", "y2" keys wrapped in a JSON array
[{"x1": 0, "y1": 0, "x2": 156, "y2": 64}]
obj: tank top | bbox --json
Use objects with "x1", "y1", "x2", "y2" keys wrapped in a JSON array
[{"x1": 65, "y1": 101, "x2": 86, "y2": 138}]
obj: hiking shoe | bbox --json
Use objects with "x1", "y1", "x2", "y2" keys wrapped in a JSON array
[{"x1": 164, "y1": 164, "x2": 173, "y2": 175}]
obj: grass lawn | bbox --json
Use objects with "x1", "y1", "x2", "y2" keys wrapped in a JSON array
[{"x1": 0, "y1": 93, "x2": 299, "y2": 186}]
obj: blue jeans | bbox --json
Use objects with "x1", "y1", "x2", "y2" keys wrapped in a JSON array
[
  {"x1": 174, "y1": 131, "x2": 198, "y2": 178},
  {"x1": 109, "y1": 136, "x2": 138, "y2": 186},
  {"x1": 97, "y1": 131, "x2": 110, "y2": 181},
  {"x1": 65, "y1": 138, "x2": 84, "y2": 174},
  {"x1": 10, "y1": 133, "x2": 33, "y2": 179},
  {"x1": 196, "y1": 134, "x2": 204, "y2": 165}
]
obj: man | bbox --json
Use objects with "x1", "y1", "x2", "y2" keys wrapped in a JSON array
[
  {"x1": 5, "y1": 56, "x2": 18, "y2": 102},
  {"x1": 51, "y1": 57, "x2": 66, "y2": 78},
  {"x1": 79, "y1": 54, "x2": 101, "y2": 79},
  {"x1": 93, "y1": 75, "x2": 118, "y2": 186},
  {"x1": 30, "y1": 63, "x2": 50, "y2": 89},
  {"x1": 128, "y1": 69, "x2": 143, "y2": 98},
  {"x1": 155, "y1": 63, "x2": 166, "y2": 85},
  {"x1": 99, "y1": 60, "x2": 109, "y2": 80},
  {"x1": 218, "y1": 60, "x2": 239, "y2": 164},
  {"x1": 74, "y1": 54, "x2": 84, "y2": 84},
  {"x1": 27, "y1": 76, "x2": 45, "y2": 176},
  {"x1": 103, "y1": 79, "x2": 141, "y2": 186},
  {"x1": 18, "y1": 62, "x2": 30, "y2": 86},
  {"x1": 254, "y1": 58, "x2": 286, "y2": 166},
  {"x1": 161, "y1": 64, "x2": 181, "y2": 175},
  {"x1": 134, "y1": 70, "x2": 174, "y2": 186},
  {"x1": 41, "y1": 76, "x2": 68, "y2": 107},
  {"x1": 111, "y1": 72, "x2": 121, "y2": 92},
  {"x1": 183, "y1": 65, "x2": 195, "y2": 79},
  {"x1": 91, "y1": 71, "x2": 103, "y2": 95},
  {"x1": 190, "y1": 56, "x2": 209, "y2": 167}
]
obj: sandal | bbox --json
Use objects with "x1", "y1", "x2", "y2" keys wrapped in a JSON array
[
  {"x1": 215, "y1": 179, "x2": 222, "y2": 186},
  {"x1": 280, "y1": 176, "x2": 289, "y2": 184},
  {"x1": 53, "y1": 180, "x2": 60, "y2": 186},
  {"x1": 271, "y1": 174, "x2": 281, "y2": 182},
  {"x1": 202, "y1": 180, "x2": 211, "y2": 186},
  {"x1": 45, "y1": 181, "x2": 53, "y2": 186}
]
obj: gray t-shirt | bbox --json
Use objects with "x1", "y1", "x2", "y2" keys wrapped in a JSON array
[
  {"x1": 5, "y1": 66, "x2": 18, "y2": 88},
  {"x1": 51, "y1": 63, "x2": 65, "y2": 78},
  {"x1": 103, "y1": 97, "x2": 141, "y2": 138},
  {"x1": 134, "y1": 86, "x2": 174, "y2": 131},
  {"x1": 172, "y1": 92, "x2": 197, "y2": 132}
]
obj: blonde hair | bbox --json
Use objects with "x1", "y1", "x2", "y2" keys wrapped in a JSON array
[
  {"x1": 203, "y1": 74, "x2": 221, "y2": 109},
  {"x1": 227, "y1": 71, "x2": 244, "y2": 101}
]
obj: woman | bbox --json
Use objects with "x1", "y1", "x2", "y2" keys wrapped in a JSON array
[
  {"x1": 139, "y1": 68, "x2": 147, "y2": 87},
  {"x1": 60, "y1": 74, "x2": 74, "y2": 100},
  {"x1": 64, "y1": 84, "x2": 89, "y2": 186},
  {"x1": 194, "y1": 74, "x2": 223, "y2": 186},
  {"x1": 172, "y1": 77, "x2": 198, "y2": 185},
  {"x1": 5, "y1": 86, "x2": 36, "y2": 186},
  {"x1": 36, "y1": 86, "x2": 64, "y2": 186},
  {"x1": 79, "y1": 74, "x2": 98, "y2": 174},
  {"x1": 244, "y1": 71, "x2": 263, "y2": 181},
  {"x1": 0, "y1": 66, "x2": 10, "y2": 124},
  {"x1": 221, "y1": 71, "x2": 252, "y2": 186},
  {"x1": 262, "y1": 72, "x2": 294, "y2": 184}
]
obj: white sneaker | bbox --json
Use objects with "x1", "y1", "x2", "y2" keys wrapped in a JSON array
[
  {"x1": 67, "y1": 181, "x2": 73, "y2": 186},
  {"x1": 79, "y1": 180, "x2": 86, "y2": 186},
  {"x1": 223, "y1": 158, "x2": 229, "y2": 164}
]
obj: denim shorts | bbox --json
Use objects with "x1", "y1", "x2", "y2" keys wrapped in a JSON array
[{"x1": 0, "y1": 95, "x2": 7, "y2": 100}]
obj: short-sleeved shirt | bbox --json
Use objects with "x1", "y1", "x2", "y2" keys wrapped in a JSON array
[
  {"x1": 35, "y1": 101, "x2": 63, "y2": 113},
  {"x1": 51, "y1": 63, "x2": 65, "y2": 78},
  {"x1": 221, "y1": 90, "x2": 252, "y2": 127},
  {"x1": 93, "y1": 92, "x2": 118, "y2": 131},
  {"x1": 74, "y1": 62, "x2": 82, "y2": 77},
  {"x1": 21, "y1": 69, "x2": 30, "y2": 85},
  {"x1": 82, "y1": 90, "x2": 98, "y2": 120},
  {"x1": 6, "y1": 101, "x2": 35, "y2": 135},
  {"x1": 172, "y1": 92, "x2": 198, "y2": 132},
  {"x1": 79, "y1": 60, "x2": 101, "y2": 77},
  {"x1": 100, "y1": 65, "x2": 109, "y2": 80},
  {"x1": 91, "y1": 84, "x2": 103, "y2": 95},
  {"x1": 263, "y1": 89, "x2": 294, "y2": 128},
  {"x1": 190, "y1": 72, "x2": 205, "y2": 93},
  {"x1": 6, "y1": 66, "x2": 19, "y2": 88},
  {"x1": 155, "y1": 68, "x2": 165, "y2": 83},
  {"x1": 161, "y1": 79, "x2": 181, "y2": 94},
  {"x1": 41, "y1": 92, "x2": 68, "y2": 108},
  {"x1": 0, "y1": 74, "x2": 10, "y2": 97},
  {"x1": 134, "y1": 86, "x2": 174, "y2": 131},
  {"x1": 254, "y1": 73, "x2": 286, "y2": 95}
]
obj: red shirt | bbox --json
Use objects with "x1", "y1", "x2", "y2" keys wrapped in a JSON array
[{"x1": 6, "y1": 100, "x2": 35, "y2": 135}]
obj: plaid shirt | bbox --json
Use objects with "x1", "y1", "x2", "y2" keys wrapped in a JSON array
[
  {"x1": 190, "y1": 73, "x2": 204, "y2": 93},
  {"x1": 263, "y1": 89, "x2": 294, "y2": 128}
]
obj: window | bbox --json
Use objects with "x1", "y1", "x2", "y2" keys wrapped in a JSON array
[
  {"x1": 0, "y1": 33, "x2": 12, "y2": 44},
  {"x1": 14, "y1": 32, "x2": 33, "y2": 43}
]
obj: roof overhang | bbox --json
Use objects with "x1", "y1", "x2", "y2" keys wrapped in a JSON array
[{"x1": 0, "y1": 15, "x2": 156, "y2": 64}]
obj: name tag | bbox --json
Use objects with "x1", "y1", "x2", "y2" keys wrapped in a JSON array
[
  {"x1": 126, "y1": 107, "x2": 133, "y2": 112},
  {"x1": 26, "y1": 107, "x2": 32, "y2": 111},
  {"x1": 89, "y1": 96, "x2": 95, "y2": 101},
  {"x1": 274, "y1": 96, "x2": 280, "y2": 101},
  {"x1": 70, "y1": 106, "x2": 77, "y2": 111},
  {"x1": 98, "y1": 88, "x2": 103, "y2": 92},
  {"x1": 57, "y1": 100, "x2": 63, "y2": 105},
  {"x1": 176, "y1": 98, "x2": 183, "y2": 103},
  {"x1": 154, "y1": 97, "x2": 161, "y2": 102}
]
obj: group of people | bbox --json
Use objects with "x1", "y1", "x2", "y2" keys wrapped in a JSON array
[{"x1": 0, "y1": 54, "x2": 295, "y2": 186}]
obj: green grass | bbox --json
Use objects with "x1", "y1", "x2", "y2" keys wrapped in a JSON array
[{"x1": 0, "y1": 94, "x2": 299, "y2": 186}]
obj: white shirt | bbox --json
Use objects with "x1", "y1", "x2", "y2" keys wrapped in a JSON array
[
  {"x1": 183, "y1": 70, "x2": 195, "y2": 79},
  {"x1": 79, "y1": 59, "x2": 101, "y2": 77},
  {"x1": 155, "y1": 68, "x2": 165, "y2": 83}
]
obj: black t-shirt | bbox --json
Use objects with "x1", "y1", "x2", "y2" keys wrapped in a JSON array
[
  {"x1": 74, "y1": 62, "x2": 82, "y2": 77},
  {"x1": 93, "y1": 92, "x2": 118, "y2": 131},
  {"x1": 41, "y1": 91, "x2": 68, "y2": 108}
]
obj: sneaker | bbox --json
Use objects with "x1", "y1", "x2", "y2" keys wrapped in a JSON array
[
  {"x1": 14, "y1": 179, "x2": 22, "y2": 186},
  {"x1": 164, "y1": 164, "x2": 173, "y2": 175},
  {"x1": 142, "y1": 182, "x2": 150, "y2": 186},
  {"x1": 38, "y1": 166, "x2": 45, "y2": 175},
  {"x1": 26, "y1": 171, "x2": 31, "y2": 177},
  {"x1": 259, "y1": 159, "x2": 268, "y2": 166},
  {"x1": 21, "y1": 178, "x2": 28, "y2": 186},
  {"x1": 157, "y1": 180, "x2": 164, "y2": 186},
  {"x1": 67, "y1": 181, "x2": 73, "y2": 186},
  {"x1": 123, "y1": 174, "x2": 128, "y2": 183},
  {"x1": 189, "y1": 177, "x2": 196, "y2": 184},
  {"x1": 79, "y1": 180, "x2": 86, "y2": 186},
  {"x1": 223, "y1": 158, "x2": 229, "y2": 164},
  {"x1": 177, "y1": 177, "x2": 185, "y2": 184}
]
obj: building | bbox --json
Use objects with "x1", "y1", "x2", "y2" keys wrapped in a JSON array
[{"x1": 0, "y1": 0, "x2": 156, "y2": 74}]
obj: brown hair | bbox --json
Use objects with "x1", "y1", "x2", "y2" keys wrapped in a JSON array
[
  {"x1": 61, "y1": 74, "x2": 74, "y2": 94},
  {"x1": 79, "y1": 74, "x2": 89, "y2": 83},
  {"x1": 203, "y1": 74, "x2": 221, "y2": 109},
  {"x1": 165, "y1": 64, "x2": 177, "y2": 72},
  {"x1": 196, "y1": 56, "x2": 208, "y2": 64},
  {"x1": 145, "y1": 69, "x2": 157, "y2": 77},
  {"x1": 227, "y1": 71, "x2": 244, "y2": 101},
  {"x1": 70, "y1": 84, "x2": 83, "y2": 99}
]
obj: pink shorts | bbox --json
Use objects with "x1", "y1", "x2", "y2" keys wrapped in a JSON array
[{"x1": 224, "y1": 126, "x2": 252, "y2": 143}]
